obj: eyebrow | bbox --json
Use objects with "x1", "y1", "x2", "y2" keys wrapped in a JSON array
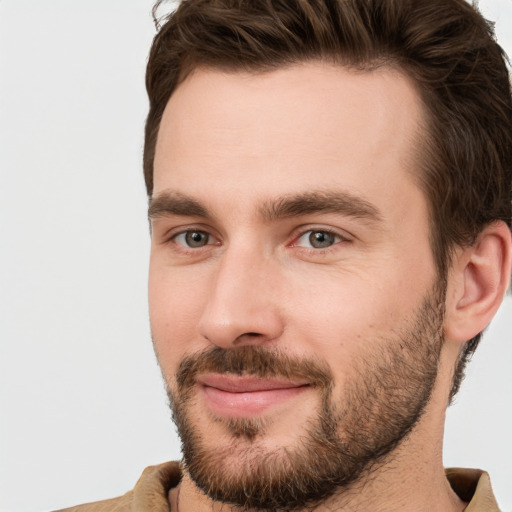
[
  {"x1": 148, "y1": 191, "x2": 210, "y2": 219},
  {"x1": 148, "y1": 189, "x2": 382, "y2": 224},
  {"x1": 259, "y1": 190, "x2": 382, "y2": 224}
]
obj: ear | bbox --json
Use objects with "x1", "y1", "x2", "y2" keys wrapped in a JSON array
[{"x1": 444, "y1": 221, "x2": 512, "y2": 344}]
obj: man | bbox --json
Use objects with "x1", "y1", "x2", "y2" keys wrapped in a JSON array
[{"x1": 59, "y1": 0, "x2": 512, "y2": 510}]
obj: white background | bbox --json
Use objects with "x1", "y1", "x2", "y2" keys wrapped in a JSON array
[{"x1": 0, "y1": 1, "x2": 511, "y2": 511}]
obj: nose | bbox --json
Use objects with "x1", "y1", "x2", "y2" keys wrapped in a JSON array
[{"x1": 197, "y1": 246, "x2": 285, "y2": 349}]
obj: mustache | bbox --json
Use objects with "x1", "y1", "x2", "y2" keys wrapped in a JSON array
[{"x1": 175, "y1": 345, "x2": 333, "y2": 393}]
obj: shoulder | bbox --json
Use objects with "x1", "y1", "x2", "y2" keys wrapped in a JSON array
[
  {"x1": 53, "y1": 492, "x2": 134, "y2": 512},
  {"x1": 54, "y1": 462, "x2": 182, "y2": 512}
]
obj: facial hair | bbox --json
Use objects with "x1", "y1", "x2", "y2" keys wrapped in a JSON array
[{"x1": 166, "y1": 284, "x2": 445, "y2": 511}]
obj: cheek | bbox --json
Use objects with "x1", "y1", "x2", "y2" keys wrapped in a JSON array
[
  {"x1": 285, "y1": 269, "x2": 401, "y2": 330},
  {"x1": 148, "y1": 263, "x2": 207, "y2": 375},
  {"x1": 282, "y1": 265, "x2": 425, "y2": 363}
]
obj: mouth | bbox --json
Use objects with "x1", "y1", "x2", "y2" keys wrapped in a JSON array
[{"x1": 197, "y1": 374, "x2": 311, "y2": 418}]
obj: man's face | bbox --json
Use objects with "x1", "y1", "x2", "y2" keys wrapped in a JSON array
[{"x1": 149, "y1": 62, "x2": 443, "y2": 509}]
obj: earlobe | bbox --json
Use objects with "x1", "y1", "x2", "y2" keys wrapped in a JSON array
[{"x1": 444, "y1": 221, "x2": 512, "y2": 344}]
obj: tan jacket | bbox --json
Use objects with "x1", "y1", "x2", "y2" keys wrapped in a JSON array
[{"x1": 56, "y1": 463, "x2": 501, "y2": 511}]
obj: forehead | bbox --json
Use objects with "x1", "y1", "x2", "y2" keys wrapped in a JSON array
[{"x1": 153, "y1": 61, "x2": 425, "y2": 219}]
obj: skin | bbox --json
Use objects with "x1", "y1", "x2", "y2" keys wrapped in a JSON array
[{"x1": 148, "y1": 61, "x2": 511, "y2": 511}]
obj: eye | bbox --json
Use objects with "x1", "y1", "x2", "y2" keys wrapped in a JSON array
[
  {"x1": 173, "y1": 230, "x2": 212, "y2": 248},
  {"x1": 294, "y1": 230, "x2": 343, "y2": 249}
]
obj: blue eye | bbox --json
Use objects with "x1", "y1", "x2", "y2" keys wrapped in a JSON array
[
  {"x1": 174, "y1": 230, "x2": 211, "y2": 248},
  {"x1": 295, "y1": 230, "x2": 341, "y2": 249}
]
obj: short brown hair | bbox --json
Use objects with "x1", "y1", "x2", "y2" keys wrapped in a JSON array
[{"x1": 144, "y1": 0, "x2": 512, "y2": 399}]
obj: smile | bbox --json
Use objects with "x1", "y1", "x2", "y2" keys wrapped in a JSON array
[{"x1": 197, "y1": 374, "x2": 310, "y2": 418}]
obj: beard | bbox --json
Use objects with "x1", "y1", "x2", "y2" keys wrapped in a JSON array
[{"x1": 165, "y1": 284, "x2": 445, "y2": 511}]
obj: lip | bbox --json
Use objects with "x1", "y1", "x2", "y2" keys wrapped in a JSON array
[{"x1": 198, "y1": 374, "x2": 310, "y2": 418}]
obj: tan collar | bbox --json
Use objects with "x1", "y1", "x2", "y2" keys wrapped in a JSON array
[
  {"x1": 72, "y1": 462, "x2": 498, "y2": 511},
  {"x1": 446, "y1": 468, "x2": 500, "y2": 511}
]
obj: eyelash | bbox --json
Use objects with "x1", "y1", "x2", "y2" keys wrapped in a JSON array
[
  {"x1": 163, "y1": 226, "x2": 351, "y2": 256},
  {"x1": 289, "y1": 227, "x2": 350, "y2": 254},
  {"x1": 164, "y1": 226, "x2": 219, "y2": 255}
]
